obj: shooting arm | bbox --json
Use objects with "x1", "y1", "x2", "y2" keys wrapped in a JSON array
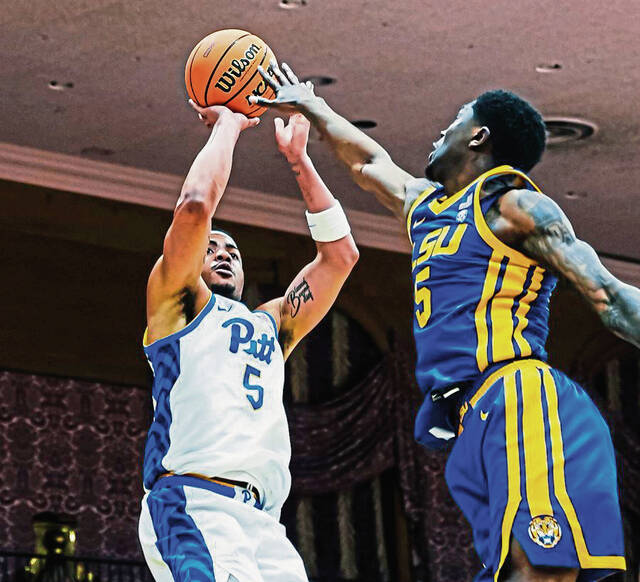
[
  {"x1": 146, "y1": 107, "x2": 257, "y2": 340},
  {"x1": 501, "y1": 189, "x2": 640, "y2": 348}
]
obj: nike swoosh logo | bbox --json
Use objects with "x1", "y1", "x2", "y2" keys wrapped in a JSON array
[
  {"x1": 480, "y1": 410, "x2": 489, "y2": 421},
  {"x1": 413, "y1": 217, "x2": 426, "y2": 228},
  {"x1": 217, "y1": 305, "x2": 232, "y2": 312}
]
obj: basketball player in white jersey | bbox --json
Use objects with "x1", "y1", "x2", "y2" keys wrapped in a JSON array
[{"x1": 138, "y1": 101, "x2": 359, "y2": 582}]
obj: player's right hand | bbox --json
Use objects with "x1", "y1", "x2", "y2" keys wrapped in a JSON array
[
  {"x1": 249, "y1": 63, "x2": 316, "y2": 112},
  {"x1": 188, "y1": 101, "x2": 260, "y2": 131},
  {"x1": 274, "y1": 113, "x2": 311, "y2": 164}
]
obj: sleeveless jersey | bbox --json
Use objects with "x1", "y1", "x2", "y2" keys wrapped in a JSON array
[
  {"x1": 142, "y1": 292, "x2": 289, "y2": 516},
  {"x1": 407, "y1": 165, "x2": 557, "y2": 446}
]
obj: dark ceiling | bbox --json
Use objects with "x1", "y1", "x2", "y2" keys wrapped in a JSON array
[{"x1": 1, "y1": 0, "x2": 639, "y2": 259}]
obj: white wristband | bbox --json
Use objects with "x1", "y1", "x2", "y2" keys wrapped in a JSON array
[{"x1": 305, "y1": 201, "x2": 351, "y2": 242}]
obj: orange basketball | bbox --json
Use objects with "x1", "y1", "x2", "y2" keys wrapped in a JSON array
[{"x1": 185, "y1": 29, "x2": 277, "y2": 118}]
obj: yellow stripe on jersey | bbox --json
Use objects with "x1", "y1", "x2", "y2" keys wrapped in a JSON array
[
  {"x1": 520, "y1": 366, "x2": 553, "y2": 518},
  {"x1": 542, "y1": 369, "x2": 627, "y2": 570},
  {"x1": 490, "y1": 261, "x2": 530, "y2": 362},
  {"x1": 475, "y1": 251, "x2": 503, "y2": 371},
  {"x1": 513, "y1": 267, "x2": 545, "y2": 357},
  {"x1": 494, "y1": 371, "x2": 522, "y2": 581},
  {"x1": 406, "y1": 186, "x2": 437, "y2": 242},
  {"x1": 472, "y1": 165, "x2": 539, "y2": 268}
]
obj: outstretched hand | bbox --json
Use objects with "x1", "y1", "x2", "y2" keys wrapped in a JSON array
[
  {"x1": 188, "y1": 100, "x2": 260, "y2": 132},
  {"x1": 274, "y1": 114, "x2": 311, "y2": 164},
  {"x1": 249, "y1": 62, "x2": 316, "y2": 112}
]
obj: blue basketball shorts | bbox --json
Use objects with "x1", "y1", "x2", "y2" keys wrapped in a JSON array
[
  {"x1": 445, "y1": 359, "x2": 626, "y2": 582},
  {"x1": 138, "y1": 475, "x2": 308, "y2": 582}
]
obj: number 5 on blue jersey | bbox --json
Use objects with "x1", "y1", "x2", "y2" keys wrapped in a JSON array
[{"x1": 243, "y1": 365, "x2": 264, "y2": 409}]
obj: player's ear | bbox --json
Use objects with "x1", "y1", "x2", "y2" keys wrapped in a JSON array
[{"x1": 469, "y1": 126, "x2": 491, "y2": 149}]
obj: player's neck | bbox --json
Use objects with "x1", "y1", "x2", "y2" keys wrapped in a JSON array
[{"x1": 441, "y1": 158, "x2": 495, "y2": 197}]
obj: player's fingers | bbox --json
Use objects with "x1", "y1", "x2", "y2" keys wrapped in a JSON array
[
  {"x1": 281, "y1": 63, "x2": 299, "y2": 84},
  {"x1": 188, "y1": 99, "x2": 205, "y2": 114},
  {"x1": 257, "y1": 66, "x2": 279, "y2": 91},
  {"x1": 247, "y1": 117, "x2": 260, "y2": 128},
  {"x1": 305, "y1": 81, "x2": 314, "y2": 92},
  {"x1": 271, "y1": 62, "x2": 289, "y2": 86},
  {"x1": 274, "y1": 117, "x2": 285, "y2": 132},
  {"x1": 249, "y1": 96, "x2": 277, "y2": 107},
  {"x1": 294, "y1": 113, "x2": 311, "y2": 127}
]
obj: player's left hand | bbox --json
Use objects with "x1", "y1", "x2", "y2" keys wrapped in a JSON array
[
  {"x1": 274, "y1": 113, "x2": 311, "y2": 164},
  {"x1": 249, "y1": 63, "x2": 316, "y2": 112}
]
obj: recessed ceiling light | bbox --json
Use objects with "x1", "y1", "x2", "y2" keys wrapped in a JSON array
[
  {"x1": 279, "y1": 0, "x2": 307, "y2": 8},
  {"x1": 81, "y1": 146, "x2": 115, "y2": 156},
  {"x1": 544, "y1": 117, "x2": 597, "y2": 145},
  {"x1": 536, "y1": 63, "x2": 562, "y2": 73},
  {"x1": 48, "y1": 80, "x2": 74, "y2": 91},
  {"x1": 350, "y1": 120, "x2": 377, "y2": 130},
  {"x1": 301, "y1": 75, "x2": 335, "y2": 87}
]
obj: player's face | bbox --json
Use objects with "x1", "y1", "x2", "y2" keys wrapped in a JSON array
[
  {"x1": 425, "y1": 102, "x2": 477, "y2": 183},
  {"x1": 201, "y1": 231, "x2": 245, "y2": 301}
]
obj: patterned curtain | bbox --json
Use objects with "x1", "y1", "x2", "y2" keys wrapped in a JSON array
[{"x1": 0, "y1": 371, "x2": 149, "y2": 557}]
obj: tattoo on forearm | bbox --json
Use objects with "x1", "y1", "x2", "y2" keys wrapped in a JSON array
[
  {"x1": 517, "y1": 191, "x2": 640, "y2": 348},
  {"x1": 287, "y1": 277, "x2": 314, "y2": 317}
]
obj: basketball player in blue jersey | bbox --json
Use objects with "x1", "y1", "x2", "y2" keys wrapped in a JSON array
[
  {"x1": 252, "y1": 65, "x2": 640, "y2": 581},
  {"x1": 138, "y1": 101, "x2": 358, "y2": 582}
]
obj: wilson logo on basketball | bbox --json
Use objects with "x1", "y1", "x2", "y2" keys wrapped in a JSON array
[{"x1": 214, "y1": 43, "x2": 262, "y2": 93}]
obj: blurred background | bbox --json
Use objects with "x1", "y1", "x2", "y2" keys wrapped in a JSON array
[{"x1": 1, "y1": 1, "x2": 639, "y2": 581}]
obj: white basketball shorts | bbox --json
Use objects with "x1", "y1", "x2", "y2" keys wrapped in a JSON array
[{"x1": 138, "y1": 475, "x2": 308, "y2": 582}]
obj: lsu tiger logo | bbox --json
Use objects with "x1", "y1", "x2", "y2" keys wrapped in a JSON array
[{"x1": 528, "y1": 515, "x2": 562, "y2": 549}]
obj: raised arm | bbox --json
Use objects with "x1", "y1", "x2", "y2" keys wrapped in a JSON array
[
  {"x1": 500, "y1": 189, "x2": 640, "y2": 348},
  {"x1": 257, "y1": 114, "x2": 359, "y2": 359},
  {"x1": 250, "y1": 63, "x2": 422, "y2": 221},
  {"x1": 146, "y1": 104, "x2": 259, "y2": 343}
]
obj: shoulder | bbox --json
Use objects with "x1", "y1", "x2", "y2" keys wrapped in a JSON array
[
  {"x1": 403, "y1": 177, "x2": 439, "y2": 217},
  {"x1": 254, "y1": 298, "x2": 282, "y2": 333},
  {"x1": 497, "y1": 188, "x2": 572, "y2": 236}
]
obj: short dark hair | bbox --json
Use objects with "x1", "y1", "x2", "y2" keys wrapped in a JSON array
[
  {"x1": 473, "y1": 90, "x2": 546, "y2": 172},
  {"x1": 209, "y1": 225, "x2": 235, "y2": 240}
]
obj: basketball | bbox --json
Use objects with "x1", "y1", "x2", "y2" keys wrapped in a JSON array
[{"x1": 185, "y1": 29, "x2": 277, "y2": 118}]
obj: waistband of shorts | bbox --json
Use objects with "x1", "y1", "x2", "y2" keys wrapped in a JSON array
[
  {"x1": 455, "y1": 358, "x2": 550, "y2": 436},
  {"x1": 468, "y1": 358, "x2": 550, "y2": 409},
  {"x1": 152, "y1": 472, "x2": 264, "y2": 510}
]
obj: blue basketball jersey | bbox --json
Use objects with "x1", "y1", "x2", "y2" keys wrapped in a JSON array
[{"x1": 407, "y1": 165, "x2": 557, "y2": 447}]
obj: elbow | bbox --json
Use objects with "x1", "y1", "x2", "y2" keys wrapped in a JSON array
[
  {"x1": 174, "y1": 190, "x2": 214, "y2": 220},
  {"x1": 344, "y1": 244, "x2": 360, "y2": 268},
  {"x1": 321, "y1": 239, "x2": 359, "y2": 272}
]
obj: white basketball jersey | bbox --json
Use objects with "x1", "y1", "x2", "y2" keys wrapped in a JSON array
[{"x1": 142, "y1": 292, "x2": 290, "y2": 517}]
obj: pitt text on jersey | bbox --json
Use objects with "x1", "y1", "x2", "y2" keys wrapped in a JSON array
[{"x1": 222, "y1": 317, "x2": 277, "y2": 410}]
